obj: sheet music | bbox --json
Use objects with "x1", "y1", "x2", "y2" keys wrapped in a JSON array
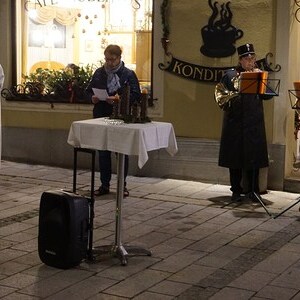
[{"x1": 239, "y1": 71, "x2": 268, "y2": 94}]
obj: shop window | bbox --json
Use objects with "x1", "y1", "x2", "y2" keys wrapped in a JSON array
[{"x1": 7, "y1": 0, "x2": 153, "y2": 104}]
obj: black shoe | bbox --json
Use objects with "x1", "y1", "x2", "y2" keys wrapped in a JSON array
[
  {"x1": 94, "y1": 186, "x2": 110, "y2": 196},
  {"x1": 231, "y1": 192, "x2": 242, "y2": 202},
  {"x1": 124, "y1": 187, "x2": 129, "y2": 197}
]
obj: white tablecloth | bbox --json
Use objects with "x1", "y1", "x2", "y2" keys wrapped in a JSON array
[{"x1": 67, "y1": 118, "x2": 178, "y2": 168}]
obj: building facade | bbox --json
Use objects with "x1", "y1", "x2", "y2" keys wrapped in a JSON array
[{"x1": 1, "y1": 0, "x2": 300, "y2": 193}]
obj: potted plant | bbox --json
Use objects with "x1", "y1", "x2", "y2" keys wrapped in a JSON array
[{"x1": 20, "y1": 64, "x2": 96, "y2": 103}]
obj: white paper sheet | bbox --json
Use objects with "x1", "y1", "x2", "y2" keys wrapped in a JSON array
[{"x1": 92, "y1": 88, "x2": 109, "y2": 100}]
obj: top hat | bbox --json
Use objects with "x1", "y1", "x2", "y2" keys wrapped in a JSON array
[{"x1": 237, "y1": 43, "x2": 255, "y2": 57}]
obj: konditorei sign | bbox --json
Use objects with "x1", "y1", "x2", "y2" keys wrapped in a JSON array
[{"x1": 159, "y1": 54, "x2": 280, "y2": 83}]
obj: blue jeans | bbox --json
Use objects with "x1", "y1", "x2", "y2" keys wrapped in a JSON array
[{"x1": 98, "y1": 150, "x2": 129, "y2": 188}]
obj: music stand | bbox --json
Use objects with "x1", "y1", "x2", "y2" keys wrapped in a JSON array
[
  {"x1": 239, "y1": 71, "x2": 280, "y2": 96},
  {"x1": 273, "y1": 197, "x2": 300, "y2": 218},
  {"x1": 248, "y1": 170, "x2": 272, "y2": 217},
  {"x1": 288, "y1": 89, "x2": 300, "y2": 112},
  {"x1": 239, "y1": 72, "x2": 280, "y2": 216}
]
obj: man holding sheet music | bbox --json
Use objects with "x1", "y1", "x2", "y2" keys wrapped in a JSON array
[
  {"x1": 86, "y1": 44, "x2": 141, "y2": 197},
  {"x1": 215, "y1": 43, "x2": 273, "y2": 202}
]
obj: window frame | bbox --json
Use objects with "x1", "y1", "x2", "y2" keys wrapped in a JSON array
[{"x1": 6, "y1": 0, "x2": 164, "y2": 117}]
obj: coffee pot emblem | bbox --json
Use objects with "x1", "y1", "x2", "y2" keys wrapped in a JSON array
[{"x1": 200, "y1": 0, "x2": 243, "y2": 58}]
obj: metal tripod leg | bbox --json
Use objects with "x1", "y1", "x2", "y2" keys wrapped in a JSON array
[
  {"x1": 251, "y1": 192, "x2": 272, "y2": 216},
  {"x1": 273, "y1": 196, "x2": 300, "y2": 219},
  {"x1": 248, "y1": 168, "x2": 272, "y2": 216}
]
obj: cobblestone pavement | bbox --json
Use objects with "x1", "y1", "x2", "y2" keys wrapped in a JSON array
[{"x1": 0, "y1": 160, "x2": 300, "y2": 299}]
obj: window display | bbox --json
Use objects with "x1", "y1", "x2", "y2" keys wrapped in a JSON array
[{"x1": 8, "y1": 0, "x2": 152, "y2": 103}]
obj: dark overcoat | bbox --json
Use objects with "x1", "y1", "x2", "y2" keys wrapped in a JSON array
[{"x1": 218, "y1": 68, "x2": 271, "y2": 170}]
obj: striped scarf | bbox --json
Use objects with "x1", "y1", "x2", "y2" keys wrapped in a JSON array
[{"x1": 105, "y1": 61, "x2": 122, "y2": 94}]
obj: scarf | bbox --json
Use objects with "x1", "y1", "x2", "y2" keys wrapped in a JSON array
[{"x1": 105, "y1": 61, "x2": 122, "y2": 94}]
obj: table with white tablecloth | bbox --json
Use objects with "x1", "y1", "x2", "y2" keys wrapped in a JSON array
[{"x1": 67, "y1": 117, "x2": 178, "y2": 265}]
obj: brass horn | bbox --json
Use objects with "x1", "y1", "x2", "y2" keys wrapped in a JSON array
[{"x1": 214, "y1": 82, "x2": 239, "y2": 110}]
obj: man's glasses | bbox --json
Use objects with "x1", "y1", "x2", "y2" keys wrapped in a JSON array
[{"x1": 104, "y1": 56, "x2": 119, "y2": 62}]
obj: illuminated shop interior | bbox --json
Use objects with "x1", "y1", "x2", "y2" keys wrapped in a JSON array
[{"x1": 18, "y1": 0, "x2": 152, "y2": 89}]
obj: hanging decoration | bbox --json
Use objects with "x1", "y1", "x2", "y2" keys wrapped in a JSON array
[
  {"x1": 294, "y1": 0, "x2": 300, "y2": 22},
  {"x1": 26, "y1": 5, "x2": 80, "y2": 26},
  {"x1": 132, "y1": 0, "x2": 141, "y2": 9},
  {"x1": 160, "y1": 0, "x2": 170, "y2": 55}
]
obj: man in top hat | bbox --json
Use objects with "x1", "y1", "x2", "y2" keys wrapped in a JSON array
[{"x1": 215, "y1": 43, "x2": 273, "y2": 202}]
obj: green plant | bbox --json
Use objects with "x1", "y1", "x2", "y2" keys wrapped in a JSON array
[{"x1": 22, "y1": 64, "x2": 96, "y2": 102}]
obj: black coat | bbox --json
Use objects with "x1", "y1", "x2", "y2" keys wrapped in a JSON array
[
  {"x1": 86, "y1": 62, "x2": 141, "y2": 118},
  {"x1": 218, "y1": 68, "x2": 271, "y2": 170}
]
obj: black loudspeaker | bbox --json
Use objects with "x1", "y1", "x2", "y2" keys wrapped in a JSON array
[{"x1": 38, "y1": 190, "x2": 89, "y2": 269}]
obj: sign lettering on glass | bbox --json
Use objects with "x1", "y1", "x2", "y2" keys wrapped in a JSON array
[
  {"x1": 25, "y1": 0, "x2": 58, "y2": 10},
  {"x1": 24, "y1": 0, "x2": 131, "y2": 11}
]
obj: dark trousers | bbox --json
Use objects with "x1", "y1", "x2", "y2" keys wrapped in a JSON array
[
  {"x1": 229, "y1": 168, "x2": 259, "y2": 194},
  {"x1": 98, "y1": 150, "x2": 129, "y2": 188}
]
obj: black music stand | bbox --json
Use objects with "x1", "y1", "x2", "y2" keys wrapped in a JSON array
[
  {"x1": 273, "y1": 197, "x2": 300, "y2": 218},
  {"x1": 248, "y1": 170, "x2": 272, "y2": 216},
  {"x1": 239, "y1": 74, "x2": 280, "y2": 216},
  {"x1": 288, "y1": 89, "x2": 300, "y2": 111},
  {"x1": 239, "y1": 72, "x2": 280, "y2": 96}
]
